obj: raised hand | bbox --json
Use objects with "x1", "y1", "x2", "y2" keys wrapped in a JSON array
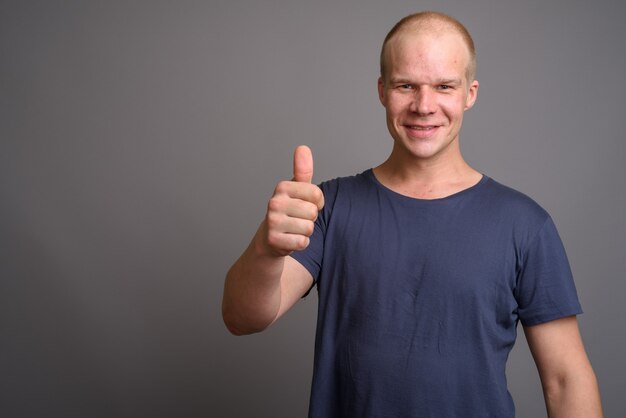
[{"x1": 262, "y1": 145, "x2": 325, "y2": 257}]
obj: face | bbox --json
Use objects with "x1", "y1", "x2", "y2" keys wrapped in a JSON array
[{"x1": 378, "y1": 30, "x2": 479, "y2": 163}]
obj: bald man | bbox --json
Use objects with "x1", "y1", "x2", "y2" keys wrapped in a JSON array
[{"x1": 223, "y1": 11, "x2": 602, "y2": 418}]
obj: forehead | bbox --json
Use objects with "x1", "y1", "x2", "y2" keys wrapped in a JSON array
[{"x1": 385, "y1": 30, "x2": 470, "y2": 80}]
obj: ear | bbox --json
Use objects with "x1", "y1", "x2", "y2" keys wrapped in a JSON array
[
  {"x1": 377, "y1": 77, "x2": 386, "y2": 106},
  {"x1": 464, "y1": 80, "x2": 479, "y2": 110}
]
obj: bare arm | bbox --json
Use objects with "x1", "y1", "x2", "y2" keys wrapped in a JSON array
[
  {"x1": 222, "y1": 228, "x2": 315, "y2": 335},
  {"x1": 524, "y1": 316, "x2": 603, "y2": 418},
  {"x1": 222, "y1": 146, "x2": 324, "y2": 335}
]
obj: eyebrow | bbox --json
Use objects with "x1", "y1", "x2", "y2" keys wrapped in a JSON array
[
  {"x1": 388, "y1": 77, "x2": 463, "y2": 86},
  {"x1": 437, "y1": 78, "x2": 462, "y2": 86},
  {"x1": 389, "y1": 78, "x2": 412, "y2": 84}
]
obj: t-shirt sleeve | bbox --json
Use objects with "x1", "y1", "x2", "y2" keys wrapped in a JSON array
[{"x1": 515, "y1": 216, "x2": 583, "y2": 326}]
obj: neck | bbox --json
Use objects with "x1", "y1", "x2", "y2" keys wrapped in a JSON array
[{"x1": 373, "y1": 144, "x2": 482, "y2": 199}]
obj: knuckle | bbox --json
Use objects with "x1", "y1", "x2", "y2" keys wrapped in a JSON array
[
  {"x1": 267, "y1": 196, "x2": 282, "y2": 213},
  {"x1": 266, "y1": 231, "x2": 279, "y2": 247},
  {"x1": 265, "y1": 212, "x2": 282, "y2": 229},
  {"x1": 267, "y1": 231, "x2": 286, "y2": 251},
  {"x1": 274, "y1": 180, "x2": 290, "y2": 194},
  {"x1": 312, "y1": 187, "x2": 324, "y2": 202}
]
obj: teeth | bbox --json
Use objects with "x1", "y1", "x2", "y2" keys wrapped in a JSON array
[{"x1": 409, "y1": 126, "x2": 433, "y2": 130}]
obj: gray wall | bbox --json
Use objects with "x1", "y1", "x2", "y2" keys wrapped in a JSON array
[{"x1": 1, "y1": 1, "x2": 624, "y2": 417}]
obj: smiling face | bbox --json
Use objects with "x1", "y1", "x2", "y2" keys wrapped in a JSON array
[{"x1": 378, "y1": 29, "x2": 479, "y2": 164}]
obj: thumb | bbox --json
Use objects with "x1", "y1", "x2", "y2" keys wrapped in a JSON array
[{"x1": 292, "y1": 145, "x2": 314, "y2": 183}]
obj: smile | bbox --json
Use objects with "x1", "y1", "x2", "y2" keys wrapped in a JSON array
[
  {"x1": 403, "y1": 124, "x2": 440, "y2": 139},
  {"x1": 407, "y1": 125, "x2": 436, "y2": 130}
]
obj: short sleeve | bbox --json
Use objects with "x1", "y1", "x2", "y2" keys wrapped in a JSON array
[{"x1": 515, "y1": 217, "x2": 583, "y2": 326}]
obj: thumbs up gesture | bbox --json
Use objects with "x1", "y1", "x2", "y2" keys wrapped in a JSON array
[
  {"x1": 262, "y1": 145, "x2": 325, "y2": 257},
  {"x1": 292, "y1": 144, "x2": 315, "y2": 183}
]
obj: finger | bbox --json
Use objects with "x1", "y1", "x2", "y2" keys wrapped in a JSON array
[
  {"x1": 269, "y1": 196, "x2": 319, "y2": 221},
  {"x1": 292, "y1": 145, "x2": 314, "y2": 183},
  {"x1": 285, "y1": 201, "x2": 319, "y2": 221},
  {"x1": 268, "y1": 233, "x2": 310, "y2": 255},
  {"x1": 274, "y1": 181, "x2": 324, "y2": 210},
  {"x1": 267, "y1": 211, "x2": 315, "y2": 236},
  {"x1": 281, "y1": 216, "x2": 316, "y2": 237},
  {"x1": 266, "y1": 218, "x2": 314, "y2": 252}
]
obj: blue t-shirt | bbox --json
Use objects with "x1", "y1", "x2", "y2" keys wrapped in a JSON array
[{"x1": 291, "y1": 169, "x2": 582, "y2": 418}]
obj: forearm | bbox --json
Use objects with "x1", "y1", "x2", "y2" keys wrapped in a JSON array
[
  {"x1": 525, "y1": 317, "x2": 603, "y2": 417},
  {"x1": 222, "y1": 148, "x2": 323, "y2": 335},
  {"x1": 543, "y1": 367, "x2": 603, "y2": 418},
  {"x1": 222, "y1": 223, "x2": 285, "y2": 335}
]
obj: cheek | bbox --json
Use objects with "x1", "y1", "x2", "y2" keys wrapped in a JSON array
[
  {"x1": 384, "y1": 103, "x2": 400, "y2": 119},
  {"x1": 442, "y1": 99, "x2": 466, "y2": 119},
  {"x1": 385, "y1": 97, "x2": 408, "y2": 116}
]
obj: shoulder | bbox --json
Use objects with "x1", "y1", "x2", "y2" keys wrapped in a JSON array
[
  {"x1": 313, "y1": 170, "x2": 376, "y2": 228},
  {"x1": 479, "y1": 176, "x2": 550, "y2": 224},
  {"x1": 318, "y1": 169, "x2": 375, "y2": 202},
  {"x1": 319, "y1": 169, "x2": 373, "y2": 189}
]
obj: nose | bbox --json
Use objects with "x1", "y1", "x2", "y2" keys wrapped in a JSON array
[{"x1": 409, "y1": 87, "x2": 435, "y2": 115}]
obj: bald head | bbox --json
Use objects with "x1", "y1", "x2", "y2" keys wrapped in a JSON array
[{"x1": 380, "y1": 11, "x2": 476, "y2": 84}]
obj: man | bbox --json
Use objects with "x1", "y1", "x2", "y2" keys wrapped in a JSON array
[{"x1": 223, "y1": 11, "x2": 602, "y2": 417}]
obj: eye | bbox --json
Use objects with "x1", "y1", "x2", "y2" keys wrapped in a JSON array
[
  {"x1": 438, "y1": 85, "x2": 451, "y2": 90},
  {"x1": 398, "y1": 84, "x2": 414, "y2": 90}
]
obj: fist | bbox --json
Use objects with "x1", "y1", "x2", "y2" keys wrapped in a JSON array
[{"x1": 263, "y1": 145, "x2": 325, "y2": 257}]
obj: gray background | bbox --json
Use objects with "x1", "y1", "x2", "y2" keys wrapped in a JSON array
[{"x1": 1, "y1": 0, "x2": 624, "y2": 417}]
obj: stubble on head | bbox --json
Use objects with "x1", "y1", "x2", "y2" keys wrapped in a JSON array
[{"x1": 380, "y1": 12, "x2": 476, "y2": 87}]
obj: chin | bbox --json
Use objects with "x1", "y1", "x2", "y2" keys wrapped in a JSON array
[{"x1": 397, "y1": 137, "x2": 456, "y2": 161}]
